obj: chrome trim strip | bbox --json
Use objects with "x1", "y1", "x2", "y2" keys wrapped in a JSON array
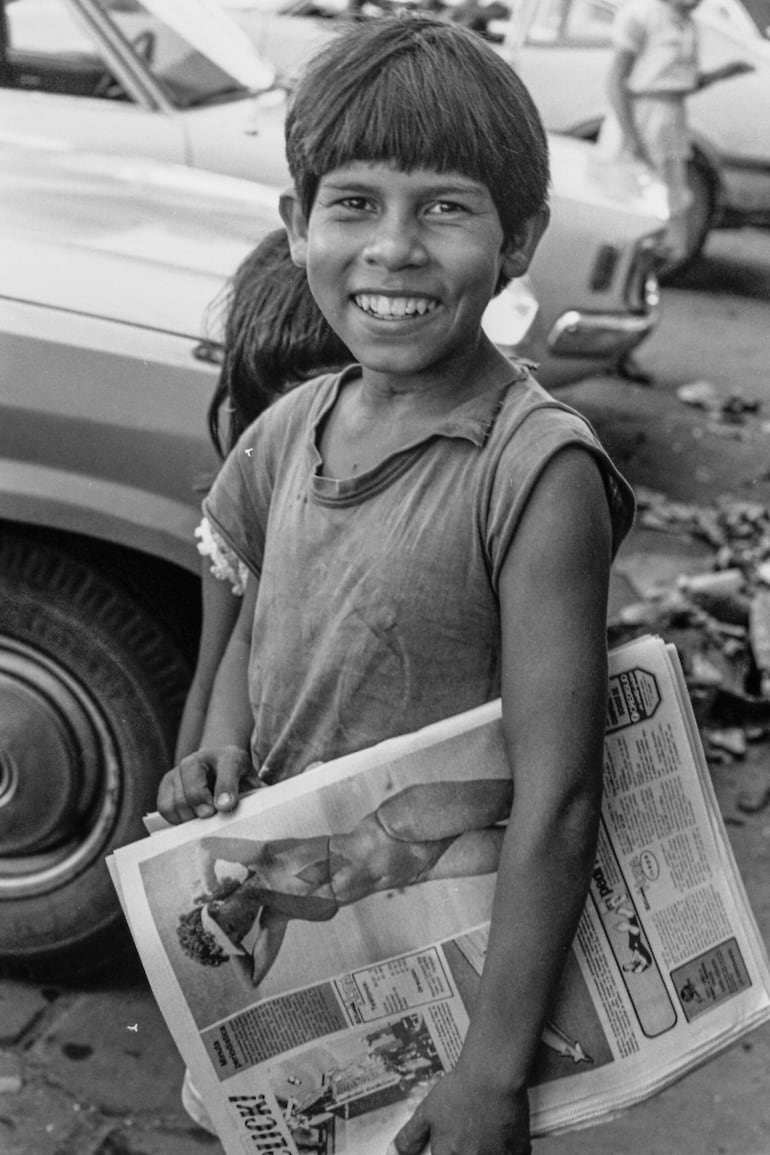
[{"x1": 547, "y1": 276, "x2": 661, "y2": 356}]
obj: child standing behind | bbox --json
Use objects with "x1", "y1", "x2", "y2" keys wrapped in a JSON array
[
  {"x1": 175, "y1": 230, "x2": 350, "y2": 760},
  {"x1": 601, "y1": 0, "x2": 752, "y2": 267},
  {"x1": 159, "y1": 15, "x2": 635, "y2": 1153}
]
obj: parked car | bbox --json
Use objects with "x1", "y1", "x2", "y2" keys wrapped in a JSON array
[
  {"x1": 0, "y1": 140, "x2": 553, "y2": 976},
  {"x1": 0, "y1": 0, "x2": 291, "y2": 184}
]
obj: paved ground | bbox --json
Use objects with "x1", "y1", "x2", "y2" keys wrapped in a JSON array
[{"x1": 2, "y1": 227, "x2": 770, "y2": 1155}]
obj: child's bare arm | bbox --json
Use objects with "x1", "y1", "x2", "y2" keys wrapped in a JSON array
[
  {"x1": 697, "y1": 59, "x2": 753, "y2": 89},
  {"x1": 395, "y1": 447, "x2": 612, "y2": 1155},
  {"x1": 158, "y1": 579, "x2": 259, "y2": 824},
  {"x1": 175, "y1": 566, "x2": 245, "y2": 761}
]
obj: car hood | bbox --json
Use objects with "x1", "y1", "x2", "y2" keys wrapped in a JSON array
[
  {"x1": 548, "y1": 133, "x2": 669, "y2": 225},
  {"x1": 0, "y1": 144, "x2": 281, "y2": 338}
]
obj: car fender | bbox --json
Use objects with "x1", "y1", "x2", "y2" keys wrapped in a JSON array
[
  {"x1": 0, "y1": 298, "x2": 218, "y2": 574},
  {"x1": 0, "y1": 462, "x2": 200, "y2": 574}
]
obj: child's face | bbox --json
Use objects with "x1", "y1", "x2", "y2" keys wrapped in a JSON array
[{"x1": 282, "y1": 163, "x2": 540, "y2": 387}]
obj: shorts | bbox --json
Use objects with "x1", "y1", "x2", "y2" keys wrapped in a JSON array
[{"x1": 598, "y1": 96, "x2": 693, "y2": 217}]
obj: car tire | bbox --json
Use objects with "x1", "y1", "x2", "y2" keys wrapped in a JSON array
[
  {"x1": 0, "y1": 535, "x2": 191, "y2": 980},
  {"x1": 659, "y1": 158, "x2": 715, "y2": 281}
]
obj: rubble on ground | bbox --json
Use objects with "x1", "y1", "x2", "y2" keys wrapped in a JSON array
[
  {"x1": 675, "y1": 381, "x2": 763, "y2": 444},
  {"x1": 609, "y1": 487, "x2": 770, "y2": 803}
]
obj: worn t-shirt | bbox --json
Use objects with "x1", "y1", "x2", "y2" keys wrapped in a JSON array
[
  {"x1": 204, "y1": 365, "x2": 635, "y2": 785},
  {"x1": 613, "y1": 0, "x2": 699, "y2": 96}
]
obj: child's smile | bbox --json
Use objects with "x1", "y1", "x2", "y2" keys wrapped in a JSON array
[
  {"x1": 298, "y1": 162, "x2": 519, "y2": 393},
  {"x1": 352, "y1": 292, "x2": 438, "y2": 321}
]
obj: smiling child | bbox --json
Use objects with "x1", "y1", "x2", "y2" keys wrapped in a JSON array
[{"x1": 158, "y1": 15, "x2": 635, "y2": 1154}]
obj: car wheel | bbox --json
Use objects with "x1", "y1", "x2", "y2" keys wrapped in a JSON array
[
  {"x1": 659, "y1": 158, "x2": 714, "y2": 281},
  {"x1": 0, "y1": 535, "x2": 190, "y2": 980}
]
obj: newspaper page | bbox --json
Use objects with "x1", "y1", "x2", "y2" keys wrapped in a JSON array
[{"x1": 109, "y1": 635, "x2": 770, "y2": 1153}]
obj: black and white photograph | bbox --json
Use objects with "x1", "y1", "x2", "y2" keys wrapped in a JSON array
[{"x1": 2, "y1": 0, "x2": 770, "y2": 1152}]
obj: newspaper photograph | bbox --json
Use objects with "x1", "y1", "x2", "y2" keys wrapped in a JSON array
[{"x1": 109, "y1": 634, "x2": 770, "y2": 1153}]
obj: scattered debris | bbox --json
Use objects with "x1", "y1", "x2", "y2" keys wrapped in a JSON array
[
  {"x1": 676, "y1": 381, "x2": 761, "y2": 427},
  {"x1": 677, "y1": 380, "x2": 720, "y2": 410},
  {"x1": 689, "y1": 653, "x2": 726, "y2": 688},
  {"x1": 735, "y1": 760, "x2": 770, "y2": 813},
  {"x1": 737, "y1": 784, "x2": 770, "y2": 814},
  {"x1": 749, "y1": 590, "x2": 770, "y2": 698},
  {"x1": 0, "y1": 1051, "x2": 22, "y2": 1094},
  {"x1": 677, "y1": 568, "x2": 744, "y2": 597},
  {"x1": 721, "y1": 393, "x2": 761, "y2": 419},
  {"x1": 704, "y1": 727, "x2": 747, "y2": 759},
  {"x1": 611, "y1": 487, "x2": 770, "y2": 773}
]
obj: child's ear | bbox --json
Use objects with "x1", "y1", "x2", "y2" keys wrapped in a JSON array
[
  {"x1": 500, "y1": 207, "x2": 550, "y2": 280},
  {"x1": 278, "y1": 189, "x2": 309, "y2": 268}
]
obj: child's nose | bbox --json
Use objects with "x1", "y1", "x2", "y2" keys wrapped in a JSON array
[{"x1": 363, "y1": 213, "x2": 427, "y2": 269}]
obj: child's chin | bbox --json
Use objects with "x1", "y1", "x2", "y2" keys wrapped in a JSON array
[{"x1": 351, "y1": 344, "x2": 438, "y2": 377}]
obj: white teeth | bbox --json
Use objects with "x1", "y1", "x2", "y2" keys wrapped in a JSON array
[{"x1": 354, "y1": 294, "x2": 436, "y2": 319}]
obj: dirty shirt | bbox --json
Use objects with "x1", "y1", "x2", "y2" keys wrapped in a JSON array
[{"x1": 203, "y1": 365, "x2": 635, "y2": 785}]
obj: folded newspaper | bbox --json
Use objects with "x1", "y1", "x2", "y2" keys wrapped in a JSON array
[{"x1": 108, "y1": 634, "x2": 770, "y2": 1154}]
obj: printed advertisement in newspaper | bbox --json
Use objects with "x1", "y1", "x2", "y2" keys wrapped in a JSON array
[{"x1": 109, "y1": 635, "x2": 770, "y2": 1154}]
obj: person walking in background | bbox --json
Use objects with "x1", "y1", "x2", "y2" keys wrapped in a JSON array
[{"x1": 601, "y1": 0, "x2": 752, "y2": 268}]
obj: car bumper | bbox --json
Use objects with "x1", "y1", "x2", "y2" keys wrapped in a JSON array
[{"x1": 547, "y1": 238, "x2": 662, "y2": 358}]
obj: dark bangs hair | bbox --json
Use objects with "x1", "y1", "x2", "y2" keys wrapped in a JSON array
[{"x1": 285, "y1": 14, "x2": 550, "y2": 245}]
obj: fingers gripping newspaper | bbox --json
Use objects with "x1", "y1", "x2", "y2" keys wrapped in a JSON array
[{"x1": 108, "y1": 635, "x2": 770, "y2": 1153}]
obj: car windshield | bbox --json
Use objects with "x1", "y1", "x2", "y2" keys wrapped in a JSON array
[{"x1": 94, "y1": 0, "x2": 276, "y2": 106}]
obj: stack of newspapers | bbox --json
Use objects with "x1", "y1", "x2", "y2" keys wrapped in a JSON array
[{"x1": 109, "y1": 634, "x2": 770, "y2": 1155}]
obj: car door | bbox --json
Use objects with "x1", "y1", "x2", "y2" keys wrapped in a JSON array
[{"x1": 0, "y1": 0, "x2": 186, "y2": 163}]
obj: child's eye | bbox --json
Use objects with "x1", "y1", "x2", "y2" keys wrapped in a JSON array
[
  {"x1": 337, "y1": 196, "x2": 373, "y2": 212},
  {"x1": 426, "y1": 200, "x2": 467, "y2": 215}
]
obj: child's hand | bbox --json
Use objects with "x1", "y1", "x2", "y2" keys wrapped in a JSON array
[
  {"x1": 390, "y1": 1067, "x2": 531, "y2": 1155},
  {"x1": 702, "y1": 59, "x2": 754, "y2": 87},
  {"x1": 156, "y1": 745, "x2": 256, "y2": 824},
  {"x1": 719, "y1": 60, "x2": 754, "y2": 81}
]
